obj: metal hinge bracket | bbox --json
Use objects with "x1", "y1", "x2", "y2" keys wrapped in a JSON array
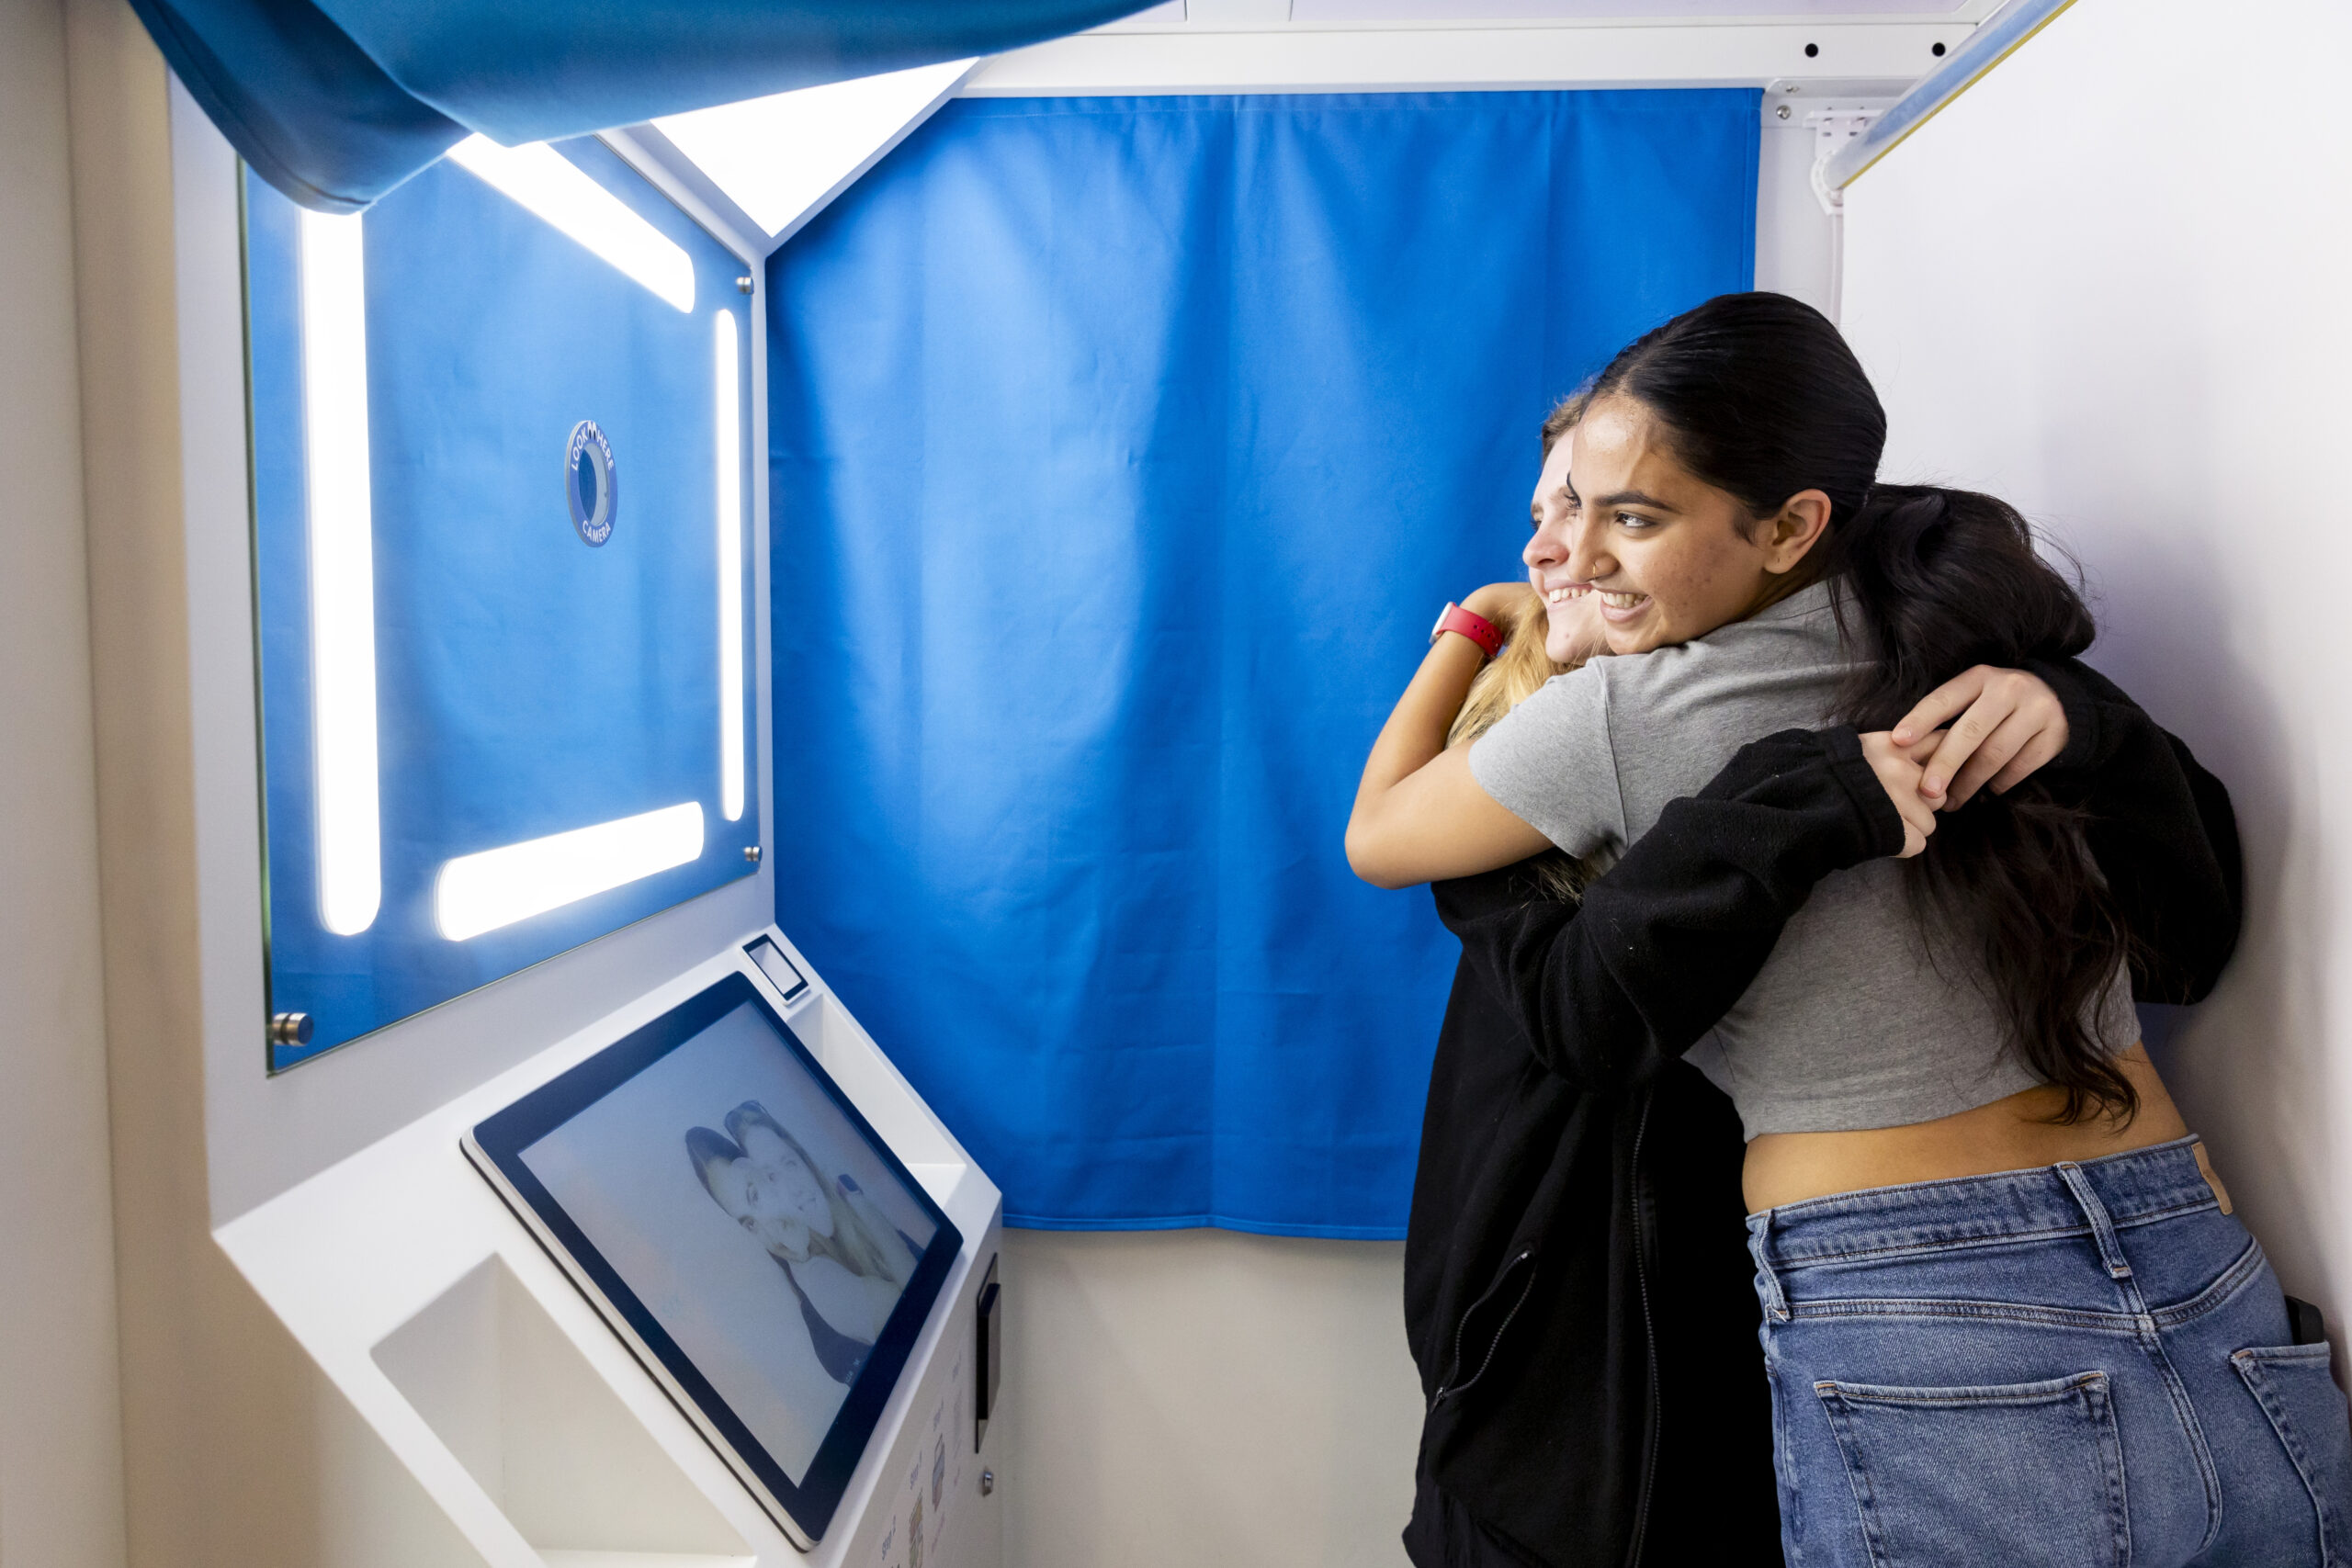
[{"x1": 1809, "y1": 108, "x2": 1883, "y2": 217}]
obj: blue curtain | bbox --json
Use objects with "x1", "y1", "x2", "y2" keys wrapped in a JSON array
[
  {"x1": 130, "y1": 0, "x2": 1147, "y2": 213},
  {"x1": 768, "y1": 91, "x2": 1758, "y2": 1236}
]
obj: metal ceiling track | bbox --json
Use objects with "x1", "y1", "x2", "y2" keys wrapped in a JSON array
[{"x1": 1821, "y1": 0, "x2": 2076, "y2": 190}]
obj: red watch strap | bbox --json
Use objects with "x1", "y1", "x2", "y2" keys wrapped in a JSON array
[{"x1": 1432, "y1": 602, "x2": 1503, "y2": 660}]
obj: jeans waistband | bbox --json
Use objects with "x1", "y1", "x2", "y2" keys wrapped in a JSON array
[{"x1": 1747, "y1": 1135, "x2": 2219, "y2": 1272}]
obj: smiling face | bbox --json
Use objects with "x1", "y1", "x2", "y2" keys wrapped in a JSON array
[
  {"x1": 1525, "y1": 394, "x2": 1830, "y2": 656},
  {"x1": 707, "y1": 1156, "x2": 808, "y2": 1260},
  {"x1": 736, "y1": 1122, "x2": 837, "y2": 1240},
  {"x1": 1525, "y1": 432, "x2": 1606, "y2": 665}
]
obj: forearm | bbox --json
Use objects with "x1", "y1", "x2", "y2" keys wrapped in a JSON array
[
  {"x1": 1350, "y1": 632, "x2": 1487, "y2": 819},
  {"x1": 2083, "y1": 728, "x2": 2241, "y2": 1001},
  {"x1": 1346, "y1": 635, "x2": 1551, "y2": 888},
  {"x1": 1444, "y1": 728, "x2": 1903, "y2": 1089},
  {"x1": 2027, "y1": 659, "x2": 2244, "y2": 1001}
]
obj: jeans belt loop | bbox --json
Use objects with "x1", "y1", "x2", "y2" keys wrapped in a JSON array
[
  {"x1": 2056, "y1": 1160, "x2": 2134, "y2": 1280},
  {"x1": 1749, "y1": 1211, "x2": 1792, "y2": 1320}
]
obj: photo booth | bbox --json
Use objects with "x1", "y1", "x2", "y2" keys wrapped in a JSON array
[{"x1": 154, "y1": 81, "x2": 1007, "y2": 1566}]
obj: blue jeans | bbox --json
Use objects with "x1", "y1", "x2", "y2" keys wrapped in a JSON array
[{"x1": 1747, "y1": 1137, "x2": 2352, "y2": 1566}]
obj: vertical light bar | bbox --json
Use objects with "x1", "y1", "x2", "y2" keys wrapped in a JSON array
[
  {"x1": 299, "y1": 209, "x2": 382, "y2": 935},
  {"x1": 714, "y1": 309, "x2": 745, "y2": 822}
]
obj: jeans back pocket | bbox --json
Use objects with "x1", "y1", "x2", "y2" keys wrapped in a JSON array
[
  {"x1": 1814, "y1": 1371, "x2": 2129, "y2": 1568},
  {"x1": 2233, "y1": 1344, "x2": 2352, "y2": 1564}
]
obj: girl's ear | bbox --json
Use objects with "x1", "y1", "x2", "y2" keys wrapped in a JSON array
[{"x1": 1761, "y1": 490, "x2": 1834, "y2": 573}]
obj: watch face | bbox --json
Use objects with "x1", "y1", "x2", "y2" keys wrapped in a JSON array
[{"x1": 1430, "y1": 602, "x2": 1455, "y2": 643}]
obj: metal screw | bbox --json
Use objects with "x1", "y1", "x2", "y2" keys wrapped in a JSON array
[
  {"x1": 978, "y1": 1469, "x2": 995, "y2": 1497},
  {"x1": 744, "y1": 844, "x2": 763, "y2": 864},
  {"x1": 737, "y1": 276, "x2": 754, "y2": 294},
  {"x1": 1776, "y1": 104, "x2": 1792, "y2": 120},
  {"x1": 268, "y1": 1011, "x2": 314, "y2": 1047}
]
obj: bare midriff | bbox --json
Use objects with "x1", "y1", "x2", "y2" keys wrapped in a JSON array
[{"x1": 1742, "y1": 1044, "x2": 2216, "y2": 1213}]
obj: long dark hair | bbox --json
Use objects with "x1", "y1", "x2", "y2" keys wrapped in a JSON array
[{"x1": 1587, "y1": 292, "x2": 2134, "y2": 1122}]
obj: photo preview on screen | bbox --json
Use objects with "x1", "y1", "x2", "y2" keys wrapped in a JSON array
[{"x1": 516, "y1": 998, "x2": 941, "y2": 1482}]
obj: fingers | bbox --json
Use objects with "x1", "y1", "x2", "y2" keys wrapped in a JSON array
[
  {"x1": 1860, "y1": 731, "x2": 1939, "y2": 858},
  {"x1": 1916, "y1": 672, "x2": 2013, "y2": 803},
  {"x1": 1939, "y1": 709, "x2": 2039, "y2": 807},
  {"x1": 1914, "y1": 667, "x2": 2071, "y2": 805},
  {"x1": 1892, "y1": 784, "x2": 1937, "y2": 857},
  {"x1": 1913, "y1": 667, "x2": 2070, "y2": 806},
  {"x1": 1985, "y1": 721, "x2": 2067, "y2": 797},
  {"x1": 1892, "y1": 668, "x2": 1988, "y2": 747}
]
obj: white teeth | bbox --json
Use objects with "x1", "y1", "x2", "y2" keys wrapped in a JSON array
[
  {"x1": 1545, "y1": 585, "x2": 1589, "y2": 604},
  {"x1": 1600, "y1": 592, "x2": 1645, "y2": 609}
]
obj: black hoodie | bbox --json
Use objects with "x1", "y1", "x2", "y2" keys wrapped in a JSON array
[{"x1": 1401, "y1": 658, "x2": 2243, "y2": 1568}]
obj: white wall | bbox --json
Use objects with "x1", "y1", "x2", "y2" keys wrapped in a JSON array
[
  {"x1": 0, "y1": 0, "x2": 129, "y2": 1562},
  {"x1": 998, "y1": 1229, "x2": 1424, "y2": 1568},
  {"x1": 1840, "y1": 0, "x2": 2352, "y2": 1333}
]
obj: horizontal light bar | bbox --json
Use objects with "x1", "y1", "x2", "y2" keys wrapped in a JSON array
[
  {"x1": 435, "y1": 803, "x2": 707, "y2": 941},
  {"x1": 714, "y1": 309, "x2": 746, "y2": 822},
  {"x1": 299, "y1": 207, "x2": 383, "y2": 937},
  {"x1": 447, "y1": 135, "x2": 695, "y2": 311}
]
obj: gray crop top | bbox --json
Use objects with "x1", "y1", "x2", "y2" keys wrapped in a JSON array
[{"x1": 1469, "y1": 581, "x2": 2139, "y2": 1139}]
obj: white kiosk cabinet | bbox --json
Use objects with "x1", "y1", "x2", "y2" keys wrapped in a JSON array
[{"x1": 216, "y1": 932, "x2": 1006, "y2": 1568}]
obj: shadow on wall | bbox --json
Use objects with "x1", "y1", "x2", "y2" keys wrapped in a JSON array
[{"x1": 2070, "y1": 526, "x2": 2334, "y2": 1300}]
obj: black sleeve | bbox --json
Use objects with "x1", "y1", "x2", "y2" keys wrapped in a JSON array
[
  {"x1": 2024, "y1": 657, "x2": 2244, "y2": 1003},
  {"x1": 1433, "y1": 726, "x2": 1905, "y2": 1092}
]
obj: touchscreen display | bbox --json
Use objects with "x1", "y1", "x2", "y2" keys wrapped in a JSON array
[{"x1": 467, "y1": 971, "x2": 959, "y2": 1541}]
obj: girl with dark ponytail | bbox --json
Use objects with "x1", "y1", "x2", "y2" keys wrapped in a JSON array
[{"x1": 1350, "y1": 294, "x2": 2342, "y2": 1565}]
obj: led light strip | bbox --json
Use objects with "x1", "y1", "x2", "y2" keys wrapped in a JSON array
[
  {"x1": 447, "y1": 135, "x2": 696, "y2": 312},
  {"x1": 653, "y1": 59, "x2": 975, "y2": 242},
  {"x1": 300, "y1": 208, "x2": 384, "y2": 937},
  {"x1": 435, "y1": 803, "x2": 707, "y2": 941},
  {"x1": 715, "y1": 310, "x2": 746, "y2": 822}
]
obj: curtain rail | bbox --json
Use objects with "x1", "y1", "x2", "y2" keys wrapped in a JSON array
[{"x1": 1822, "y1": 0, "x2": 2078, "y2": 194}]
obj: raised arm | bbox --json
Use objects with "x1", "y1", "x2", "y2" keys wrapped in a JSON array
[
  {"x1": 1345, "y1": 582, "x2": 1555, "y2": 888},
  {"x1": 1438, "y1": 726, "x2": 1908, "y2": 1090},
  {"x1": 1448, "y1": 661, "x2": 2244, "y2": 1098}
]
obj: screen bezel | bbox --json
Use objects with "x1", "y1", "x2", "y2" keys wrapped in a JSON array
[{"x1": 465, "y1": 969, "x2": 962, "y2": 1543}]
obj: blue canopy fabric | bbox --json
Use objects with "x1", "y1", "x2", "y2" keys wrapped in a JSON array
[
  {"x1": 129, "y1": 0, "x2": 1148, "y2": 212},
  {"x1": 768, "y1": 91, "x2": 1759, "y2": 1236}
]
